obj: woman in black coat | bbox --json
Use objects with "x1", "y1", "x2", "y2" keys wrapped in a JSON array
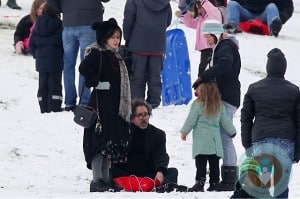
[{"x1": 79, "y1": 18, "x2": 131, "y2": 192}]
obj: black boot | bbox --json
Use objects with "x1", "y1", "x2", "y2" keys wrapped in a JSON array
[
  {"x1": 90, "y1": 179, "x2": 112, "y2": 192},
  {"x1": 215, "y1": 166, "x2": 238, "y2": 191},
  {"x1": 188, "y1": 180, "x2": 204, "y2": 192},
  {"x1": 7, "y1": 0, "x2": 21, "y2": 9}
]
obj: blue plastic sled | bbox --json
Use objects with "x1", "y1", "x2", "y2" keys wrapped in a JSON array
[{"x1": 162, "y1": 29, "x2": 192, "y2": 106}]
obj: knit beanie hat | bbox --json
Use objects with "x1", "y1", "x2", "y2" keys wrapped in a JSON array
[
  {"x1": 266, "y1": 48, "x2": 287, "y2": 77},
  {"x1": 91, "y1": 18, "x2": 121, "y2": 46},
  {"x1": 202, "y1": 19, "x2": 224, "y2": 40}
]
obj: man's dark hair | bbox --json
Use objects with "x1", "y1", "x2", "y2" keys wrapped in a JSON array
[{"x1": 131, "y1": 99, "x2": 152, "y2": 120}]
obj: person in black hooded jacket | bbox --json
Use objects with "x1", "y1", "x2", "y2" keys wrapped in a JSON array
[
  {"x1": 29, "y1": 3, "x2": 63, "y2": 113},
  {"x1": 241, "y1": 48, "x2": 300, "y2": 198},
  {"x1": 193, "y1": 19, "x2": 241, "y2": 191}
]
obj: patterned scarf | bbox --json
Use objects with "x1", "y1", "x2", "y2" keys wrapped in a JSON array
[{"x1": 85, "y1": 42, "x2": 131, "y2": 122}]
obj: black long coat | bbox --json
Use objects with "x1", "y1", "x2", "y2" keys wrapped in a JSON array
[
  {"x1": 241, "y1": 75, "x2": 300, "y2": 156},
  {"x1": 29, "y1": 15, "x2": 63, "y2": 72},
  {"x1": 232, "y1": 0, "x2": 294, "y2": 24},
  {"x1": 79, "y1": 49, "x2": 130, "y2": 169}
]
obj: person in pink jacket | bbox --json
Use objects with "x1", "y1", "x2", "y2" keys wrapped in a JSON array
[{"x1": 179, "y1": 0, "x2": 222, "y2": 77}]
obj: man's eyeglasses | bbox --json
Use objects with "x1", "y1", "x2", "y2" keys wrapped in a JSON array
[{"x1": 135, "y1": 112, "x2": 150, "y2": 119}]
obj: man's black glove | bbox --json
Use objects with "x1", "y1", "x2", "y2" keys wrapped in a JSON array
[
  {"x1": 293, "y1": 153, "x2": 300, "y2": 163},
  {"x1": 192, "y1": 77, "x2": 202, "y2": 90}
]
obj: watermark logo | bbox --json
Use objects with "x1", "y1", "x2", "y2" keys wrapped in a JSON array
[{"x1": 238, "y1": 143, "x2": 292, "y2": 198}]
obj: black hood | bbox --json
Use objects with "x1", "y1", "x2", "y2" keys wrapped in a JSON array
[{"x1": 266, "y1": 48, "x2": 287, "y2": 78}]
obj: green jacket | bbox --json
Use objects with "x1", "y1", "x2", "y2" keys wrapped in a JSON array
[{"x1": 180, "y1": 101, "x2": 236, "y2": 158}]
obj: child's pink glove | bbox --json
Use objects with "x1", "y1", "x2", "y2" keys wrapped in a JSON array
[{"x1": 15, "y1": 41, "x2": 24, "y2": 54}]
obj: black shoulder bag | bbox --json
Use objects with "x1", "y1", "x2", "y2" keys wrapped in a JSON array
[{"x1": 73, "y1": 52, "x2": 102, "y2": 130}]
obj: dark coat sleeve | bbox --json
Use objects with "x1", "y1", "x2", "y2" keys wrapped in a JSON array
[
  {"x1": 14, "y1": 15, "x2": 32, "y2": 46},
  {"x1": 147, "y1": 126, "x2": 170, "y2": 174},
  {"x1": 294, "y1": 95, "x2": 300, "y2": 156},
  {"x1": 123, "y1": 0, "x2": 136, "y2": 42},
  {"x1": 240, "y1": 86, "x2": 255, "y2": 149},
  {"x1": 79, "y1": 49, "x2": 101, "y2": 88}
]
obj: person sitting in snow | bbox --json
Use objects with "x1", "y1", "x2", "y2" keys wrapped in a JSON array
[
  {"x1": 111, "y1": 99, "x2": 178, "y2": 192},
  {"x1": 13, "y1": 0, "x2": 45, "y2": 55},
  {"x1": 225, "y1": 0, "x2": 294, "y2": 37}
]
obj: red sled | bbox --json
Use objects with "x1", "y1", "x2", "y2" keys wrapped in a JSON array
[
  {"x1": 113, "y1": 176, "x2": 161, "y2": 192},
  {"x1": 239, "y1": 19, "x2": 270, "y2": 35}
]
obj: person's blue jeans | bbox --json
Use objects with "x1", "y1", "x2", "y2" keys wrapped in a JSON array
[
  {"x1": 228, "y1": 1, "x2": 280, "y2": 29},
  {"x1": 62, "y1": 26, "x2": 96, "y2": 106},
  {"x1": 253, "y1": 138, "x2": 294, "y2": 198},
  {"x1": 221, "y1": 101, "x2": 237, "y2": 166}
]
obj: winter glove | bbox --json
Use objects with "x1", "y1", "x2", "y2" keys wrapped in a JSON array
[
  {"x1": 15, "y1": 41, "x2": 24, "y2": 54},
  {"x1": 293, "y1": 153, "x2": 300, "y2": 163},
  {"x1": 192, "y1": 77, "x2": 202, "y2": 90}
]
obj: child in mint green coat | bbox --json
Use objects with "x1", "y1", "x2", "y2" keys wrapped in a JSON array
[{"x1": 180, "y1": 81, "x2": 236, "y2": 192}]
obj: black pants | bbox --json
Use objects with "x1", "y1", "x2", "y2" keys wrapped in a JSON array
[
  {"x1": 38, "y1": 71, "x2": 62, "y2": 113},
  {"x1": 198, "y1": 48, "x2": 212, "y2": 77},
  {"x1": 195, "y1": 154, "x2": 220, "y2": 184}
]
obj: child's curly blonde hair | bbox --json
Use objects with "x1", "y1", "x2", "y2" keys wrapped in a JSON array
[{"x1": 196, "y1": 81, "x2": 221, "y2": 117}]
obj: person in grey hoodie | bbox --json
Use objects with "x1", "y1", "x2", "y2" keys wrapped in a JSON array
[
  {"x1": 123, "y1": 0, "x2": 172, "y2": 109},
  {"x1": 46, "y1": 0, "x2": 110, "y2": 111}
]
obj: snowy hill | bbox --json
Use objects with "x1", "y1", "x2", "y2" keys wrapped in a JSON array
[{"x1": 1, "y1": 0, "x2": 300, "y2": 198}]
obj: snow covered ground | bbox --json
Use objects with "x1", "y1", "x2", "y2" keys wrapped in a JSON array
[{"x1": 1, "y1": 0, "x2": 300, "y2": 198}]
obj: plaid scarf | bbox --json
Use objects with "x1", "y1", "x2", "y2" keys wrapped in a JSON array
[{"x1": 85, "y1": 42, "x2": 131, "y2": 122}]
